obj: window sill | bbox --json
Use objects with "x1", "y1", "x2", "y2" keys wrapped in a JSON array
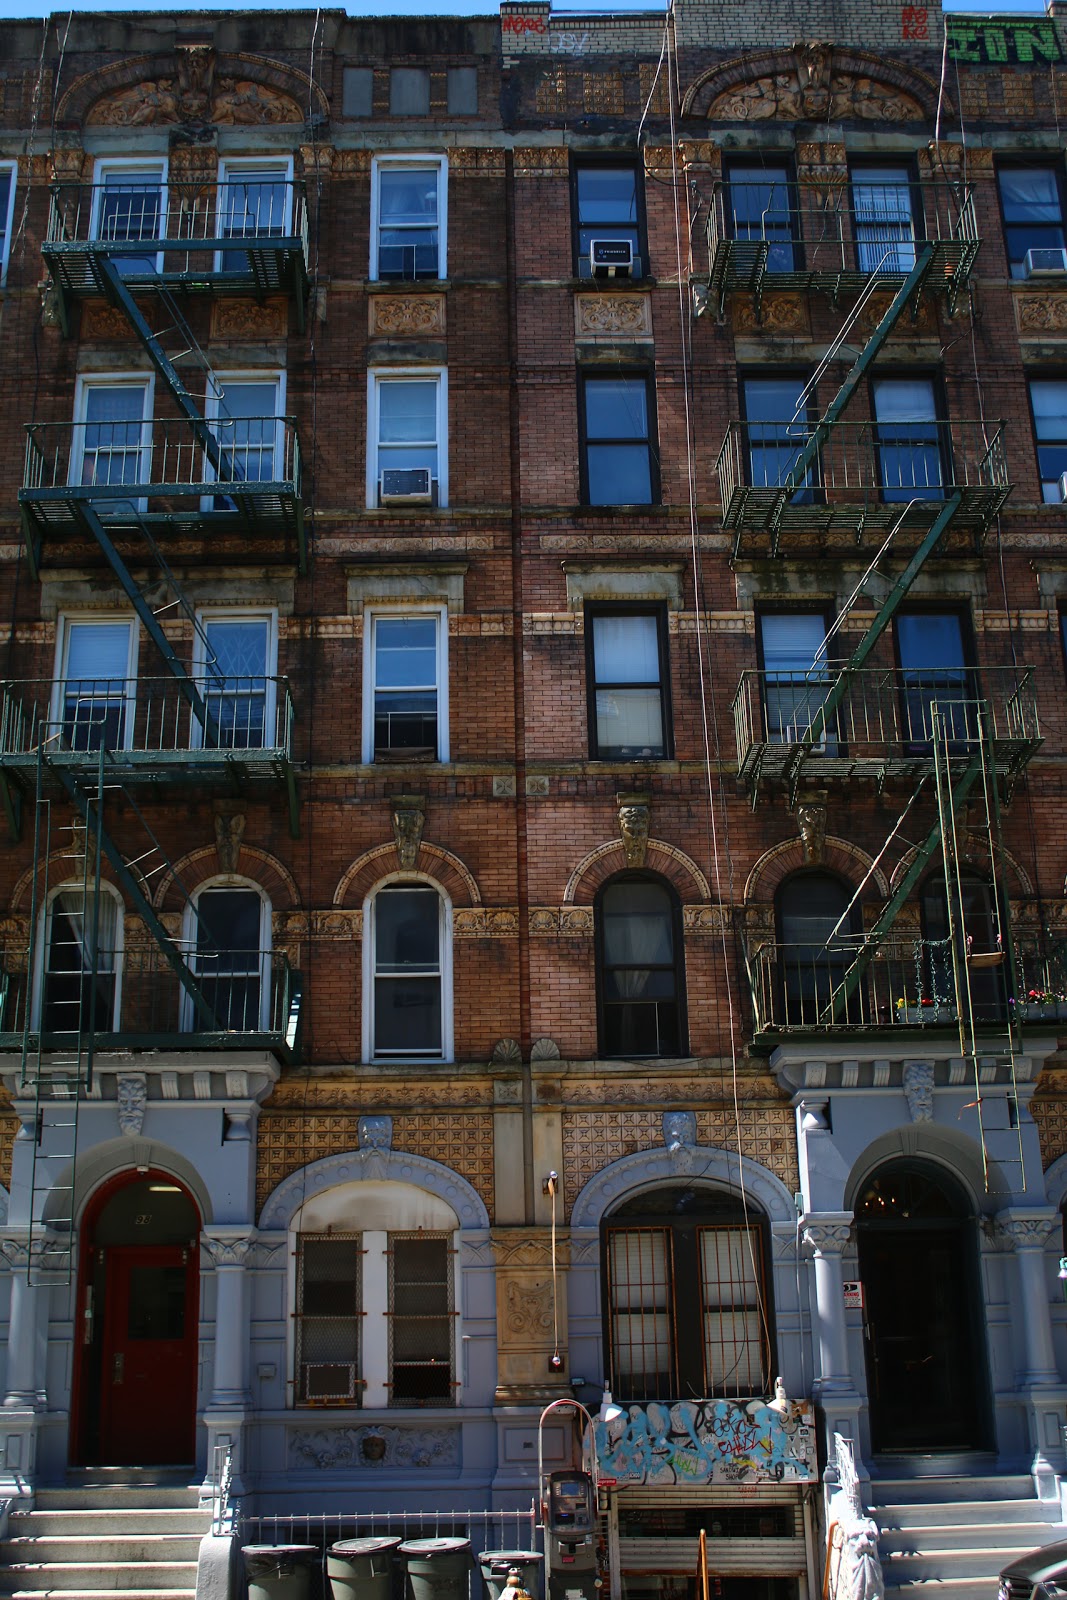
[{"x1": 367, "y1": 277, "x2": 451, "y2": 293}]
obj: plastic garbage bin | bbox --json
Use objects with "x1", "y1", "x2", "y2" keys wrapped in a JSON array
[
  {"x1": 478, "y1": 1551, "x2": 544, "y2": 1600},
  {"x1": 328, "y1": 1538, "x2": 402, "y2": 1600},
  {"x1": 399, "y1": 1538, "x2": 473, "y2": 1600},
  {"x1": 244, "y1": 1546, "x2": 320, "y2": 1600}
]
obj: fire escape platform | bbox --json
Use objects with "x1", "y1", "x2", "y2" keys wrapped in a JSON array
[
  {"x1": 19, "y1": 482, "x2": 303, "y2": 545},
  {"x1": 43, "y1": 236, "x2": 309, "y2": 304},
  {"x1": 709, "y1": 238, "x2": 980, "y2": 312}
]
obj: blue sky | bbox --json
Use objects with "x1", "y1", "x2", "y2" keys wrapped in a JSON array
[{"x1": 0, "y1": 0, "x2": 1048, "y2": 21}]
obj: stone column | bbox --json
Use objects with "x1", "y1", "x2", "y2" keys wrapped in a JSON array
[
  {"x1": 201, "y1": 1229, "x2": 256, "y2": 1407},
  {"x1": 0, "y1": 1238, "x2": 42, "y2": 1409},
  {"x1": 802, "y1": 1214, "x2": 854, "y2": 1395},
  {"x1": 998, "y1": 1209, "x2": 1067, "y2": 1496}
]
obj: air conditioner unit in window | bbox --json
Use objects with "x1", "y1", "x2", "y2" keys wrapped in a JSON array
[
  {"x1": 1024, "y1": 247, "x2": 1067, "y2": 277},
  {"x1": 380, "y1": 468, "x2": 433, "y2": 505},
  {"x1": 590, "y1": 238, "x2": 635, "y2": 278},
  {"x1": 303, "y1": 1362, "x2": 359, "y2": 1403}
]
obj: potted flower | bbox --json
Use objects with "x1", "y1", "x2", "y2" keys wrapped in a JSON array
[
  {"x1": 1018, "y1": 987, "x2": 1059, "y2": 1022},
  {"x1": 895, "y1": 995, "x2": 956, "y2": 1024}
]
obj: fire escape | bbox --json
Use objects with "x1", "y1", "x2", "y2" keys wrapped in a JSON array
[
  {"x1": 702, "y1": 170, "x2": 1041, "y2": 1186},
  {"x1": 2, "y1": 174, "x2": 309, "y2": 1274}
]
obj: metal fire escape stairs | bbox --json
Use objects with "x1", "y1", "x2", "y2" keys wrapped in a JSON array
[{"x1": 748, "y1": 245, "x2": 1028, "y2": 1190}]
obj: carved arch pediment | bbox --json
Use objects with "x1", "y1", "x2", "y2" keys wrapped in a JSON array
[
  {"x1": 56, "y1": 49, "x2": 328, "y2": 131},
  {"x1": 682, "y1": 45, "x2": 946, "y2": 125}
]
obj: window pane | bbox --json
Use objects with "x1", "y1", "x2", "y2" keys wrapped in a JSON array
[
  {"x1": 389, "y1": 68, "x2": 430, "y2": 115},
  {"x1": 592, "y1": 613, "x2": 659, "y2": 683},
  {"x1": 343, "y1": 66, "x2": 374, "y2": 117},
  {"x1": 379, "y1": 381, "x2": 437, "y2": 443},
  {"x1": 595, "y1": 688, "x2": 663, "y2": 756},
  {"x1": 700, "y1": 1225, "x2": 760, "y2": 1306},
  {"x1": 447, "y1": 66, "x2": 478, "y2": 114},
  {"x1": 202, "y1": 619, "x2": 269, "y2": 748},
  {"x1": 591, "y1": 613, "x2": 667, "y2": 757},
  {"x1": 602, "y1": 882, "x2": 674, "y2": 966},
  {"x1": 375, "y1": 886, "x2": 439, "y2": 971},
  {"x1": 577, "y1": 167, "x2": 638, "y2": 226},
  {"x1": 729, "y1": 166, "x2": 795, "y2": 272},
  {"x1": 586, "y1": 445, "x2": 651, "y2": 506},
  {"x1": 62, "y1": 622, "x2": 131, "y2": 750},
  {"x1": 873, "y1": 377, "x2": 943, "y2": 501},
  {"x1": 852, "y1": 166, "x2": 915, "y2": 273},
  {"x1": 743, "y1": 376, "x2": 815, "y2": 499},
  {"x1": 374, "y1": 617, "x2": 439, "y2": 758},
  {"x1": 378, "y1": 166, "x2": 439, "y2": 278},
  {"x1": 375, "y1": 617, "x2": 437, "y2": 685},
  {"x1": 1030, "y1": 380, "x2": 1067, "y2": 501},
  {"x1": 703, "y1": 1309, "x2": 765, "y2": 1394},
  {"x1": 44, "y1": 890, "x2": 118, "y2": 1033},
  {"x1": 585, "y1": 378, "x2": 648, "y2": 440},
  {"x1": 297, "y1": 1235, "x2": 361, "y2": 1403},
  {"x1": 608, "y1": 1228, "x2": 672, "y2": 1393},
  {"x1": 374, "y1": 977, "x2": 442, "y2": 1053}
]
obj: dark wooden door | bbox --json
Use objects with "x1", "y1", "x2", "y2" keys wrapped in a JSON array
[{"x1": 98, "y1": 1244, "x2": 197, "y2": 1465}]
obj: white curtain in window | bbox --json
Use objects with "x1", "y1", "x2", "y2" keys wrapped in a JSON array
[
  {"x1": 999, "y1": 168, "x2": 1061, "y2": 219},
  {"x1": 872, "y1": 376, "x2": 936, "y2": 423},
  {"x1": 50, "y1": 890, "x2": 118, "y2": 973},
  {"x1": 609, "y1": 1229, "x2": 671, "y2": 1382},
  {"x1": 603, "y1": 885, "x2": 673, "y2": 1000}
]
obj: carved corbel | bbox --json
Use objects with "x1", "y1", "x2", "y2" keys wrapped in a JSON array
[
  {"x1": 391, "y1": 796, "x2": 425, "y2": 870},
  {"x1": 214, "y1": 807, "x2": 246, "y2": 874},
  {"x1": 793, "y1": 800, "x2": 826, "y2": 865},
  {"x1": 617, "y1": 792, "x2": 650, "y2": 869}
]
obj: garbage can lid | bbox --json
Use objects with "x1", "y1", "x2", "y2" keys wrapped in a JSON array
[
  {"x1": 330, "y1": 1539, "x2": 403, "y2": 1558},
  {"x1": 399, "y1": 1539, "x2": 472, "y2": 1557},
  {"x1": 244, "y1": 1547, "x2": 319, "y2": 1558},
  {"x1": 478, "y1": 1553, "x2": 544, "y2": 1568}
]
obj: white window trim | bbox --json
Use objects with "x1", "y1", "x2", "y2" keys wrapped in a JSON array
[
  {"x1": 214, "y1": 155, "x2": 295, "y2": 271},
  {"x1": 32, "y1": 881, "x2": 125, "y2": 1033},
  {"x1": 201, "y1": 370, "x2": 286, "y2": 509},
  {"x1": 51, "y1": 612, "x2": 138, "y2": 752},
  {"x1": 192, "y1": 607, "x2": 279, "y2": 751},
  {"x1": 0, "y1": 160, "x2": 17, "y2": 287},
  {"x1": 369, "y1": 154, "x2": 447, "y2": 282},
  {"x1": 180, "y1": 876, "x2": 272, "y2": 1032},
  {"x1": 362, "y1": 874, "x2": 453, "y2": 1065},
  {"x1": 91, "y1": 157, "x2": 168, "y2": 270},
  {"x1": 70, "y1": 373, "x2": 155, "y2": 509},
  {"x1": 366, "y1": 367, "x2": 448, "y2": 510},
  {"x1": 362, "y1": 604, "x2": 448, "y2": 764}
]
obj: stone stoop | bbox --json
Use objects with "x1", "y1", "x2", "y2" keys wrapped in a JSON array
[
  {"x1": 0, "y1": 1473, "x2": 207, "y2": 1600},
  {"x1": 872, "y1": 1471, "x2": 1065, "y2": 1600}
]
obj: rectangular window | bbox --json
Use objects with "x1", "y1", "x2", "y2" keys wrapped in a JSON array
[
  {"x1": 850, "y1": 163, "x2": 916, "y2": 274},
  {"x1": 574, "y1": 161, "x2": 643, "y2": 278},
  {"x1": 54, "y1": 616, "x2": 136, "y2": 752},
  {"x1": 726, "y1": 162, "x2": 797, "y2": 273},
  {"x1": 205, "y1": 373, "x2": 284, "y2": 508},
  {"x1": 365, "y1": 610, "x2": 447, "y2": 763},
  {"x1": 295, "y1": 1234, "x2": 362, "y2": 1405},
  {"x1": 997, "y1": 165, "x2": 1067, "y2": 277},
  {"x1": 371, "y1": 156, "x2": 446, "y2": 280},
  {"x1": 0, "y1": 162, "x2": 16, "y2": 286},
  {"x1": 1029, "y1": 378, "x2": 1067, "y2": 503},
  {"x1": 187, "y1": 886, "x2": 266, "y2": 1033},
  {"x1": 607, "y1": 1228, "x2": 673, "y2": 1397},
  {"x1": 447, "y1": 66, "x2": 478, "y2": 114},
  {"x1": 742, "y1": 373, "x2": 816, "y2": 499},
  {"x1": 587, "y1": 607, "x2": 669, "y2": 760},
  {"x1": 389, "y1": 1233, "x2": 454, "y2": 1405},
  {"x1": 699, "y1": 1224, "x2": 768, "y2": 1397},
  {"x1": 581, "y1": 374, "x2": 656, "y2": 506},
  {"x1": 896, "y1": 609, "x2": 973, "y2": 749},
  {"x1": 389, "y1": 67, "x2": 430, "y2": 115},
  {"x1": 41, "y1": 888, "x2": 120, "y2": 1036},
  {"x1": 92, "y1": 160, "x2": 166, "y2": 275},
  {"x1": 368, "y1": 370, "x2": 447, "y2": 507},
  {"x1": 758, "y1": 611, "x2": 834, "y2": 748},
  {"x1": 72, "y1": 376, "x2": 153, "y2": 512},
  {"x1": 195, "y1": 612, "x2": 276, "y2": 751},
  {"x1": 216, "y1": 158, "x2": 292, "y2": 270},
  {"x1": 872, "y1": 375, "x2": 945, "y2": 502},
  {"x1": 343, "y1": 66, "x2": 374, "y2": 117},
  {"x1": 371, "y1": 884, "x2": 446, "y2": 1060}
]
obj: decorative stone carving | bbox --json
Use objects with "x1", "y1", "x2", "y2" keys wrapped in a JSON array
[
  {"x1": 81, "y1": 303, "x2": 134, "y2": 340},
  {"x1": 175, "y1": 44, "x2": 216, "y2": 122},
  {"x1": 51, "y1": 141, "x2": 84, "y2": 184},
  {"x1": 505, "y1": 1277, "x2": 554, "y2": 1336},
  {"x1": 40, "y1": 281, "x2": 62, "y2": 330},
  {"x1": 358, "y1": 1115, "x2": 392, "y2": 1154},
  {"x1": 453, "y1": 908, "x2": 519, "y2": 938},
  {"x1": 88, "y1": 73, "x2": 302, "y2": 127},
  {"x1": 391, "y1": 797, "x2": 425, "y2": 870},
  {"x1": 733, "y1": 295, "x2": 809, "y2": 335},
  {"x1": 117, "y1": 1074, "x2": 147, "y2": 1138},
  {"x1": 210, "y1": 298, "x2": 289, "y2": 341},
  {"x1": 491, "y1": 1038, "x2": 522, "y2": 1065},
  {"x1": 559, "y1": 906, "x2": 594, "y2": 936},
  {"x1": 530, "y1": 1037, "x2": 561, "y2": 1061},
  {"x1": 617, "y1": 794, "x2": 651, "y2": 869},
  {"x1": 214, "y1": 810, "x2": 246, "y2": 873},
  {"x1": 288, "y1": 1424, "x2": 459, "y2": 1470},
  {"x1": 311, "y1": 909, "x2": 362, "y2": 939},
  {"x1": 997, "y1": 1213, "x2": 1058, "y2": 1250},
  {"x1": 682, "y1": 905, "x2": 730, "y2": 935},
  {"x1": 201, "y1": 1232, "x2": 256, "y2": 1267},
  {"x1": 794, "y1": 802, "x2": 826, "y2": 865},
  {"x1": 575, "y1": 294, "x2": 652, "y2": 339},
  {"x1": 802, "y1": 1220, "x2": 853, "y2": 1255},
  {"x1": 707, "y1": 60, "x2": 923, "y2": 123},
  {"x1": 902, "y1": 1060, "x2": 935, "y2": 1122},
  {"x1": 369, "y1": 295, "x2": 446, "y2": 337},
  {"x1": 663, "y1": 1110, "x2": 698, "y2": 1172},
  {"x1": 1016, "y1": 293, "x2": 1067, "y2": 334}
]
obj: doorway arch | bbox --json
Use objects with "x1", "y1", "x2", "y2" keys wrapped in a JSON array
[
  {"x1": 855, "y1": 1159, "x2": 991, "y2": 1453},
  {"x1": 71, "y1": 1169, "x2": 201, "y2": 1467}
]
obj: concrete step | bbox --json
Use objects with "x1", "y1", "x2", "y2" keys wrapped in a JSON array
[
  {"x1": 7, "y1": 1513, "x2": 207, "y2": 1538},
  {"x1": 882, "y1": 1546, "x2": 1055, "y2": 1581},
  {"x1": 870, "y1": 1473, "x2": 1035, "y2": 1505},
  {"x1": 885, "y1": 1582, "x2": 1004, "y2": 1600},
  {"x1": 1, "y1": 1538, "x2": 203, "y2": 1565},
  {"x1": 2, "y1": 1592, "x2": 195, "y2": 1600},
  {"x1": 879, "y1": 1523, "x2": 1062, "y2": 1555},
  {"x1": 32, "y1": 1490, "x2": 200, "y2": 1512},
  {"x1": 875, "y1": 1498, "x2": 1061, "y2": 1528},
  {"x1": 0, "y1": 1562, "x2": 199, "y2": 1592}
]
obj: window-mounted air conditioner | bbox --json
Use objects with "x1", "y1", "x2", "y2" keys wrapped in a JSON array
[
  {"x1": 302, "y1": 1362, "x2": 359, "y2": 1403},
  {"x1": 380, "y1": 468, "x2": 433, "y2": 505},
  {"x1": 1058, "y1": 471, "x2": 1067, "y2": 504},
  {"x1": 1024, "y1": 246, "x2": 1067, "y2": 277},
  {"x1": 590, "y1": 238, "x2": 636, "y2": 279}
]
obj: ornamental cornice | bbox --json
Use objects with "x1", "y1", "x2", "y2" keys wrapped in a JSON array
[
  {"x1": 801, "y1": 1215, "x2": 854, "y2": 1255},
  {"x1": 995, "y1": 1209, "x2": 1058, "y2": 1250}
]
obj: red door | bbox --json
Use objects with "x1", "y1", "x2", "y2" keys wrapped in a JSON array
[{"x1": 98, "y1": 1244, "x2": 198, "y2": 1465}]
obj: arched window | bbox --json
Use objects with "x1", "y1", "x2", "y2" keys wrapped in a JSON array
[
  {"x1": 920, "y1": 870, "x2": 1006, "y2": 1022},
  {"x1": 596, "y1": 875, "x2": 685, "y2": 1058},
  {"x1": 182, "y1": 881, "x2": 270, "y2": 1032},
  {"x1": 365, "y1": 880, "x2": 452, "y2": 1062},
  {"x1": 37, "y1": 883, "x2": 123, "y2": 1035},
  {"x1": 602, "y1": 1185, "x2": 772, "y2": 1403},
  {"x1": 776, "y1": 871, "x2": 859, "y2": 1026}
]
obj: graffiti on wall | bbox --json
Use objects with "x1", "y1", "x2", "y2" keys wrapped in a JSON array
[
  {"x1": 593, "y1": 1398, "x2": 817, "y2": 1487},
  {"x1": 945, "y1": 16, "x2": 1062, "y2": 63}
]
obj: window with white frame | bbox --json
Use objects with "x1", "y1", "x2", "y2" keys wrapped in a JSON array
[
  {"x1": 364, "y1": 881, "x2": 451, "y2": 1062},
  {"x1": 364, "y1": 609, "x2": 447, "y2": 763},
  {"x1": 183, "y1": 882, "x2": 270, "y2": 1033},
  {"x1": 0, "y1": 161, "x2": 17, "y2": 286},
  {"x1": 368, "y1": 370, "x2": 447, "y2": 508},
  {"x1": 53, "y1": 615, "x2": 137, "y2": 752},
  {"x1": 292, "y1": 1183, "x2": 459, "y2": 1408},
  {"x1": 72, "y1": 376, "x2": 153, "y2": 510},
  {"x1": 92, "y1": 159, "x2": 167, "y2": 275},
  {"x1": 204, "y1": 372, "x2": 284, "y2": 509},
  {"x1": 216, "y1": 157, "x2": 293, "y2": 270},
  {"x1": 37, "y1": 883, "x2": 123, "y2": 1036},
  {"x1": 371, "y1": 156, "x2": 446, "y2": 281},
  {"x1": 194, "y1": 611, "x2": 277, "y2": 751}
]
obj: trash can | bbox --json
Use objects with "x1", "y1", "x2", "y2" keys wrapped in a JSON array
[
  {"x1": 328, "y1": 1538, "x2": 402, "y2": 1600},
  {"x1": 478, "y1": 1551, "x2": 544, "y2": 1600},
  {"x1": 399, "y1": 1538, "x2": 473, "y2": 1600},
  {"x1": 244, "y1": 1546, "x2": 320, "y2": 1600}
]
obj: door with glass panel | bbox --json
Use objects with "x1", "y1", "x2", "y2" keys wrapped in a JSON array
[
  {"x1": 42, "y1": 889, "x2": 119, "y2": 1036},
  {"x1": 56, "y1": 619, "x2": 134, "y2": 751},
  {"x1": 872, "y1": 376, "x2": 945, "y2": 501},
  {"x1": 896, "y1": 611, "x2": 973, "y2": 751},
  {"x1": 93, "y1": 165, "x2": 165, "y2": 275},
  {"x1": 74, "y1": 383, "x2": 150, "y2": 514},
  {"x1": 758, "y1": 612, "x2": 834, "y2": 750},
  {"x1": 742, "y1": 375, "x2": 816, "y2": 500},
  {"x1": 376, "y1": 166, "x2": 440, "y2": 279},
  {"x1": 851, "y1": 165, "x2": 916, "y2": 273},
  {"x1": 727, "y1": 164, "x2": 797, "y2": 272},
  {"x1": 197, "y1": 615, "x2": 273, "y2": 750},
  {"x1": 216, "y1": 162, "x2": 290, "y2": 270},
  {"x1": 186, "y1": 887, "x2": 265, "y2": 1033},
  {"x1": 207, "y1": 379, "x2": 280, "y2": 508}
]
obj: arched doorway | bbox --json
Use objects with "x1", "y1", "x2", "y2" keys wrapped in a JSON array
[
  {"x1": 855, "y1": 1161, "x2": 990, "y2": 1453},
  {"x1": 72, "y1": 1171, "x2": 200, "y2": 1467}
]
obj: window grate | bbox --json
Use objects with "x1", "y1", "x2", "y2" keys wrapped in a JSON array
[
  {"x1": 388, "y1": 1232, "x2": 454, "y2": 1406},
  {"x1": 295, "y1": 1234, "x2": 362, "y2": 1405},
  {"x1": 699, "y1": 1223, "x2": 769, "y2": 1399},
  {"x1": 607, "y1": 1225, "x2": 675, "y2": 1398}
]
